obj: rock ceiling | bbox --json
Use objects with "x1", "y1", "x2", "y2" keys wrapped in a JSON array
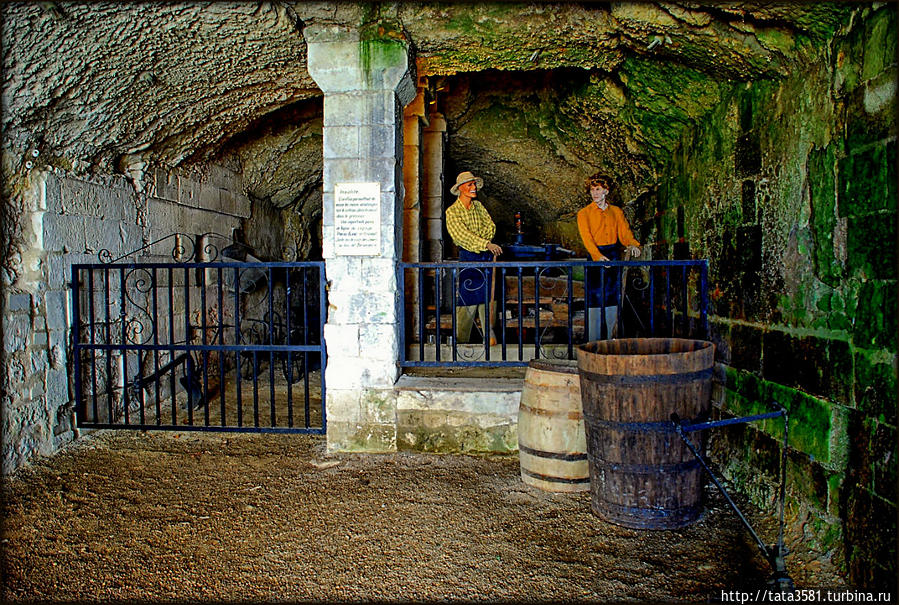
[{"x1": 1, "y1": 2, "x2": 853, "y2": 216}]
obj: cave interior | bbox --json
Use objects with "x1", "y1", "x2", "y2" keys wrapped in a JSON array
[{"x1": 1, "y1": 1, "x2": 896, "y2": 592}]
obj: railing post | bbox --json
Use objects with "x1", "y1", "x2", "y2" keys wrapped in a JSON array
[
  {"x1": 71, "y1": 265, "x2": 83, "y2": 427},
  {"x1": 700, "y1": 260, "x2": 709, "y2": 339},
  {"x1": 398, "y1": 263, "x2": 407, "y2": 366}
]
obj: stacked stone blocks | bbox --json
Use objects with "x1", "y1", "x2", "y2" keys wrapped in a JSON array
[
  {"x1": 305, "y1": 25, "x2": 415, "y2": 452},
  {"x1": 2, "y1": 162, "x2": 251, "y2": 473}
]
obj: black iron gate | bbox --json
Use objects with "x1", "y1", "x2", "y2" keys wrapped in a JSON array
[{"x1": 71, "y1": 234, "x2": 326, "y2": 434}]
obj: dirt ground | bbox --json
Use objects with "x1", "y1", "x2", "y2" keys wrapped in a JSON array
[{"x1": 2, "y1": 429, "x2": 844, "y2": 602}]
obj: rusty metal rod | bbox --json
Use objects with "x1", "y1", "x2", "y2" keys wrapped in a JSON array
[
  {"x1": 671, "y1": 412, "x2": 771, "y2": 559},
  {"x1": 670, "y1": 401, "x2": 793, "y2": 589}
]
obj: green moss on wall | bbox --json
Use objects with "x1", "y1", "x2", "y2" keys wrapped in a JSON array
[
  {"x1": 839, "y1": 144, "x2": 894, "y2": 217},
  {"x1": 724, "y1": 366, "x2": 763, "y2": 407},
  {"x1": 853, "y1": 280, "x2": 898, "y2": 352},
  {"x1": 629, "y1": 3, "x2": 894, "y2": 585},
  {"x1": 854, "y1": 350, "x2": 898, "y2": 424},
  {"x1": 767, "y1": 383, "x2": 834, "y2": 465},
  {"x1": 754, "y1": 27, "x2": 796, "y2": 56},
  {"x1": 466, "y1": 103, "x2": 529, "y2": 140},
  {"x1": 615, "y1": 56, "x2": 726, "y2": 163},
  {"x1": 846, "y1": 212, "x2": 897, "y2": 281},
  {"x1": 808, "y1": 144, "x2": 842, "y2": 287},
  {"x1": 722, "y1": 366, "x2": 840, "y2": 466},
  {"x1": 621, "y1": 57, "x2": 725, "y2": 121},
  {"x1": 861, "y1": 6, "x2": 898, "y2": 82},
  {"x1": 358, "y1": 37, "x2": 408, "y2": 85},
  {"x1": 441, "y1": 3, "x2": 526, "y2": 36}
]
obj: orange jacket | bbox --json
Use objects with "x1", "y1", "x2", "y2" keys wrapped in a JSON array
[{"x1": 576, "y1": 203, "x2": 640, "y2": 261}]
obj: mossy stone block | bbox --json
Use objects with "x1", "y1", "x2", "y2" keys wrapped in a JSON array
[
  {"x1": 843, "y1": 72, "x2": 897, "y2": 150},
  {"x1": 835, "y1": 26, "x2": 864, "y2": 94},
  {"x1": 808, "y1": 144, "x2": 842, "y2": 286},
  {"x1": 766, "y1": 383, "x2": 833, "y2": 464},
  {"x1": 823, "y1": 291, "x2": 854, "y2": 332},
  {"x1": 838, "y1": 144, "x2": 891, "y2": 217},
  {"x1": 861, "y1": 6, "x2": 898, "y2": 82},
  {"x1": 786, "y1": 449, "x2": 828, "y2": 510},
  {"x1": 854, "y1": 350, "x2": 898, "y2": 424},
  {"x1": 852, "y1": 281, "x2": 898, "y2": 351},
  {"x1": 722, "y1": 388, "x2": 765, "y2": 423},
  {"x1": 847, "y1": 213, "x2": 897, "y2": 280},
  {"x1": 724, "y1": 366, "x2": 764, "y2": 408}
]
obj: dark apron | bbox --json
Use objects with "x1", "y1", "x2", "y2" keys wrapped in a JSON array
[
  {"x1": 456, "y1": 249, "x2": 495, "y2": 307},
  {"x1": 585, "y1": 244, "x2": 621, "y2": 307}
]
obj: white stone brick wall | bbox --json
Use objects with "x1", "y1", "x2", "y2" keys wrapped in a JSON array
[{"x1": 2, "y1": 163, "x2": 251, "y2": 473}]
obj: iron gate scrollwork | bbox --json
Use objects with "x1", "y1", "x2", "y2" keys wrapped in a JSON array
[{"x1": 71, "y1": 233, "x2": 326, "y2": 433}]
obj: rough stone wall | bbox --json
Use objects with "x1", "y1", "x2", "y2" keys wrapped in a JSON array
[
  {"x1": 221, "y1": 99, "x2": 324, "y2": 261},
  {"x1": 436, "y1": 63, "x2": 731, "y2": 255},
  {"x1": 1, "y1": 163, "x2": 251, "y2": 473},
  {"x1": 652, "y1": 5, "x2": 896, "y2": 590},
  {"x1": 1, "y1": 0, "x2": 321, "y2": 474},
  {"x1": 0, "y1": 1, "x2": 316, "y2": 171}
]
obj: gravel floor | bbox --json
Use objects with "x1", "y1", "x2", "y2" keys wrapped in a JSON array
[{"x1": 1, "y1": 429, "x2": 844, "y2": 602}]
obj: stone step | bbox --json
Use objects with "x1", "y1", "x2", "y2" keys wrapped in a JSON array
[
  {"x1": 394, "y1": 374, "x2": 523, "y2": 393},
  {"x1": 394, "y1": 374, "x2": 523, "y2": 454}
]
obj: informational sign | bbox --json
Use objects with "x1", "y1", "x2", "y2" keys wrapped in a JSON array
[{"x1": 334, "y1": 182, "x2": 381, "y2": 256}]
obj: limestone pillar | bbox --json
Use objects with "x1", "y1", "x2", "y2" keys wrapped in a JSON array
[{"x1": 305, "y1": 25, "x2": 416, "y2": 452}]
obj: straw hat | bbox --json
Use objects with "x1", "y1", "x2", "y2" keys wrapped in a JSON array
[{"x1": 450, "y1": 171, "x2": 484, "y2": 196}]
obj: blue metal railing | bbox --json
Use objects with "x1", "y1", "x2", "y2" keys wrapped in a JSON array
[
  {"x1": 71, "y1": 260, "x2": 327, "y2": 434},
  {"x1": 398, "y1": 259, "x2": 708, "y2": 367}
]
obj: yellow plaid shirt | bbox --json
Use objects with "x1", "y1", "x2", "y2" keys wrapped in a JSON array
[{"x1": 445, "y1": 198, "x2": 496, "y2": 253}]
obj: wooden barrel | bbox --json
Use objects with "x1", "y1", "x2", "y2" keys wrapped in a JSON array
[
  {"x1": 518, "y1": 359, "x2": 589, "y2": 492},
  {"x1": 576, "y1": 338, "x2": 715, "y2": 529}
]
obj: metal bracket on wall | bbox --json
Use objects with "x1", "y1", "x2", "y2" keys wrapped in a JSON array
[{"x1": 670, "y1": 401, "x2": 794, "y2": 593}]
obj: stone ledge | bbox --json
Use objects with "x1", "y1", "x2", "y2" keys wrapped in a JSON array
[
  {"x1": 395, "y1": 375, "x2": 522, "y2": 453},
  {"x1": 394, "y1": 374, "x2": 524, "y2": 393}
]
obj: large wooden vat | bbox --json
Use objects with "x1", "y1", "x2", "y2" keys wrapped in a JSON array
[
  {"x1": 518, "y1": 359, "x2": 589, "y2": 492},
  {"x1": 576, "y1": 338, "x2": 715, "y2": 529}
]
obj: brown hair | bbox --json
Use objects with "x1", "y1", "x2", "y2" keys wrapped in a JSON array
[{"x1": 586, "y1": 172, "x2": 613, "y2": 192}]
